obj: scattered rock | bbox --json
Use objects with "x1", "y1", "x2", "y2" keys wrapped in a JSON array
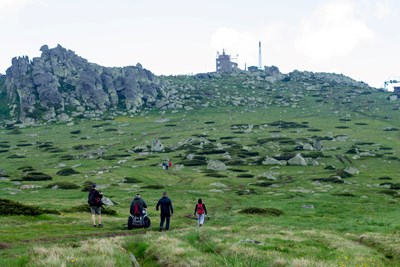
[
  {"x1": 207, "y1": 160, "x2": 227, "y2": 171},
  {"x1": 287, "y1": 154, "x2": 307, "y2": 166},
  {"x1": 262, "y1": 156, "x2": 283, "y2": 165}
]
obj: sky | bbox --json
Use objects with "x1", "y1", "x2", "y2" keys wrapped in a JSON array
[{"x1": 1, "y1": 0, "x2": 399, "y2": 89}]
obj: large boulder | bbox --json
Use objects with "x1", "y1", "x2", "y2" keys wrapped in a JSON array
[
  {"x1": 343, "y1": 166, "x2": 360, "y2": 175},
  {"x1": 262, "y1": 156, "x2": 283, "y2": 165},
  {"x1": 207, "y1": 160, "x2": 227, "y2": 171},
  {"x1": 288, "y1": 154, "x2": 307, "y2": 166}
]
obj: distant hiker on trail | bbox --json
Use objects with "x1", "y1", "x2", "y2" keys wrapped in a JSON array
[
  {"x1": 194, "y1": 198, "x2": 208, "y2": 227},
  {"x1": 88, "y1": 184, "x2": 103, "y2": 228},
  {"x1": 130, "y1": 194, "x2": 147, "y2": 217},
  {"x1": 168, "y1": 160, "x2": 172, "y2": 169},
  {"x1": 156, "y1": 191, "x2": 173, "y2": 231}
]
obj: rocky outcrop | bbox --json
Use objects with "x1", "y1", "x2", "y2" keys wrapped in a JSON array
[
  {"x1": 1, "y1": 44, "x2": 379, "y2": 124},
  {"x1": 5, "y1": 45, "x2": 165, "y2": 123}
]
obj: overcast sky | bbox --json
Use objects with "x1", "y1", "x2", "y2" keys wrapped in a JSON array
[{"x1": 1, "y1": 0, "x2": 399, "y2": 89}]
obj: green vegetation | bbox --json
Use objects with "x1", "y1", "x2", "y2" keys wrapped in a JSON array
[{"x1": 0, "y1": 75, "x2": 400, "y2": 266}]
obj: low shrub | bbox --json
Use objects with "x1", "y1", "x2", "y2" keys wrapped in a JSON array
[
  {"x1": 104, "y1": 128, "x2": 118, "y2": 132},
  {"x1": 18, "y1": 166, "x2": 35, "y2": 172},
  {"x1": 123, "y1": 177, "x2": 141, "y2": 183},
  {"x1": 46, "y1": 182, "x2": 80, "y2": 189},
  {"x1": 239, "y1": 207, "x2": 284, "y2": 216},
  {"x1": 56, "y1": 168, "x2": 80, "y2": 176},
  {"x1": 22, "y1": 172, "x2": 52, "y2": 181},
  {"x1": 237, "y1": 174, "x2": 254, "y2": 178},
  {"x1": 59, "y1": 154, "x2": 75, "y2": 160},
  {"x1": 333, "y1": 192, "x2": 356, "y2": 197},
  {"x1": 378, "y1": 176, "x2": 393, "y2": 180},
  {"x1": 312, "y1": 177, "x2": 344, "y2": 184},
  {"x1": 7, "y1": 154, "x2": 26, "y2": 159},
  {"x1": 205, "y1": 173, "x2": 227, "y2": 178},
  {"x1": 70, "y1": 130, "x2": 81, "y2": 134},
  {"x1": 0, "y1": 198, "x2": 60, "y2": 216}
]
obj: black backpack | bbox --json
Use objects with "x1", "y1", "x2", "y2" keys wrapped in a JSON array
[{"x1": 88, "y1": 190, "x2": 102, "y2": 207}]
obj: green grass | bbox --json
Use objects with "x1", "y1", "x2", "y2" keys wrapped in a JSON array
[{"x1": 1, "y1": 77, "x2": 400, "y2": 266}]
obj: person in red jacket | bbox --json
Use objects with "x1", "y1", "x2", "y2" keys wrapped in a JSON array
[{"x1": 194, "y1": 198, "x2": 207, "y2": 227}]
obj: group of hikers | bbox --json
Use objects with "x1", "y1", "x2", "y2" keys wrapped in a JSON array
[{"x1": 88, "y1": 184, "x2": 208, "y2": 230}]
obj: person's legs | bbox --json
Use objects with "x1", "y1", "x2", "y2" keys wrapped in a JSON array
[
  {"x1": 98, "y1": 207, "x2": 102, "y2": 226},
  {"x1": 198, "y1": 214, "x2": 205, "y2": 226},
  {"x1": 165, "y1": 216, "x2": 170, "y2": 230},
  {"x1": 160, "y1": 214, "x2": 165, "y2": 230},
  {"x1": 98, "y1": 214, "x2": 102, "y2": 227},
  {"x1": 90, "y1": 206, "x2": 96, "y2": 226}
]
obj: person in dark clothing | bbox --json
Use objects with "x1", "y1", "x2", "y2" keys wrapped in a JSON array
[
  {"x1": 130, "y1": 194, "x2": 147, "y2": 216},
  {"x1": 156, "y1": 191, "x2": 173, "y2": 231},
  {"x1": 88, "y1": 184, "x2": 103, "y2": 227},
  {"x1": 194, "y1": 198, "x2": 208, "y2": 226}
]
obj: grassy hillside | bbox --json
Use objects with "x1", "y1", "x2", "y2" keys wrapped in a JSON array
[{"x1": 0, "y1": 75, "x2": 399, "y2": 266}]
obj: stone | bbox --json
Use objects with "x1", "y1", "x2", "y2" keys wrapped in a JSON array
[
  {"x1": 262, "y1": 156, "x2": 283, "y2": 165},
  {"x1": 288, "y1": 154, "x2": 307, "y2": 166},
  {"x1": 101, "y1": 197, "x2": 114, "y2": 206},
  {"x1": 210, "y1": 182, "x2": 227, "y2": 188},
  {"x1": 20, "y1": 184, "x2": 42, "y2": 190},
  {"x1": 207, "y1": 160, "x2": 227, "y2": 171},
  {"x1": 344, "y1": 166, "x2": 360, "y2": 175},
  {"x1": 209, "y1": 189, "x2": 224, "y2": 193}
]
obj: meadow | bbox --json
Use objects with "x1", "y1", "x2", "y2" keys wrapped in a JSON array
[{"x1": 0, "y1": 81, "x2": 400, "y2": 266}]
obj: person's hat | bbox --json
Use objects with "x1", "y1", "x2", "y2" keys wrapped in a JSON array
[{"x1": 92, "y1": 184, "x2": 97, "y2": 188}]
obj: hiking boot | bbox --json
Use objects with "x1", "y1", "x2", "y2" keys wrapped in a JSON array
[
  {"x1": 159, "y1": 227, "x2": 163, "y2": 232},
  {"x1": 98, "y1": 224, "x2": 103, "y2": 228},
  {"x1": 93, "y1": 225, "x2": 97, "y2": 227}
]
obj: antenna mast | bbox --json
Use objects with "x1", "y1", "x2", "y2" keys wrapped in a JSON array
[{"x1": 258, "y1": 41, "x2": 263, "y2": 70}]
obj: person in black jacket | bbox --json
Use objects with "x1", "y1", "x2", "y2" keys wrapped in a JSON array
[
  {"x1": 88, "y1": 184, "x2": 103, "y2": 227},
  {"x1": 156, "y1": 191, "x2": 173, "y2": 231},
  {"x1": 130, "y1": 194, "x2": 147, "y2": 216}
]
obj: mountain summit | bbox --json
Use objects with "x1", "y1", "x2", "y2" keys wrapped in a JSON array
[{"x1": 1, "y1": 45, "x2": 380, "y2": 124}]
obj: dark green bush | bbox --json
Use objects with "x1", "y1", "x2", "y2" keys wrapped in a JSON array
[
  {"x1": 312, "y1": 177, "x2": 344, "y2": 184},
  {"x1": 239, "y1": 207, "x2": 283, "y2": 216},
  {"x1": 46, "y1": 182, "x2": 80, "y2": 189},
  {"x1": 17, "y1": 166, "x2": 35, "y2": 172},
  {"x1": 237, "y1": 174, "x2": 254, "y2": 178},
  {"x1": 0, "y1": 198, "x2": 60, "y2": 216},
  {"x1": 22, "y1": 172, "x2": 52, "y2": 181},
  {"x1": 123, "y1": 177, "x2": 141, "y2": 183},
  {"x1": 70, "y1": 130, "x2": 81, "y2": 134},
  {"x1": 205, "y1": 173, "x2": 227, "y2": 178},
  {"x1": 56, "y1": 168, "x2": 80, "y2": 176},
  {"x1": 7, "y1": 154, "x2": 26, "y2": 159}
]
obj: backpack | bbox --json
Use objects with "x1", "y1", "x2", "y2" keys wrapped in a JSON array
[
  {"x1": 197, "y1": 203, "x2": 204, "y2": 215},
  {"x1": 133, "y1": 202, "x2": 143, "y2": 216},
  {"x1": 89, "y1": 190, "x2": 102, "y2": 207}
]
